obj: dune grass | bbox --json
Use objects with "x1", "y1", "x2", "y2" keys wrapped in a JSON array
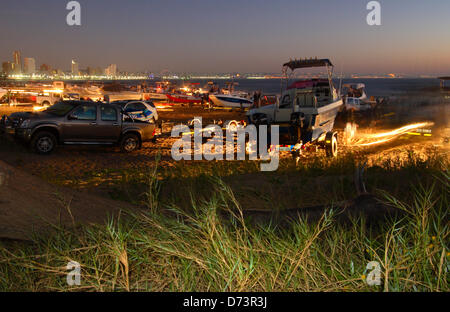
[{"x1": 0, "y1": 150, "x2": 448, "y2": 292}]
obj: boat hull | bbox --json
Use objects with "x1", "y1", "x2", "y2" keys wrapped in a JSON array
[
  {"x1": 298, "y1": 99, "x2": 343, "y2": 142},
  {"x1": 144, "y1": 92, "x2": 168, "y2": 101},
  {"x1": 209, "y1": 94, "x2": 253, "y2": 108},
  {"x1": 166, "y1": 93, "x2": 202, "y2": 104}
]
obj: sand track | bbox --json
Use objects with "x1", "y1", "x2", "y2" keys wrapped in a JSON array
[{"x1": 0, "y1": 159, "x2": 136, "y2": 241}]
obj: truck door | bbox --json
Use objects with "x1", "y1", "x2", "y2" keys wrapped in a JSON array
[
  {"x1": 275, "y1": 94, "x2": 293, "y2": 123},
  {"x1": 61, "y1": 104, "x2": 98, "y2": 142},
  {"x1": 96, "y1": 105, "x2": 122, "y2": 142}
]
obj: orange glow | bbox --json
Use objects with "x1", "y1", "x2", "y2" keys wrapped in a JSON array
[{"x1": 351, "y1": 122, "x2": 434, "y2": 147}]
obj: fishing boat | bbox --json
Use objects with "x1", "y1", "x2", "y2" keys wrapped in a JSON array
[
  {"x1": 166, "y1": 93, "x2": 202, "y2": 104},
  {"x1": 209, "y1": 93, "x2": 253, "y2": 108},
  {"x1": 343, "y1": 83, "x2": 367, "y2": 101},
  {"x1": 144, "y1": 88, "x2": 169, "y2": 101},
  {"x1": 247, "y1": 58, "x2": 343, "y2": 156},
  {"x1": 343, "y1": 83, "x2": 375, "y2": 111},
  {"x1": 209, "y1": 82, "x2": 253, "y2": 108}
]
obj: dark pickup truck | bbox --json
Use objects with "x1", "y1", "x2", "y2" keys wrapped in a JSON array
[{"x1": 0, "y1": 101, "x2": 158, "y2": 154}]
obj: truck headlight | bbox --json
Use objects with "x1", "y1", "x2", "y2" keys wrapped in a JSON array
[{"x1": 20, "y1": 119, "x2": 31, "y2": 128}]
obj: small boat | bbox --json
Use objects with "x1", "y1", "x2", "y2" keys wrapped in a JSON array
[
  {"x1": 344, "y1": 97, "x2": 372, "y2": 112},
  {"x1": 166, "y1": 93, "x2": 202, "y2": 104},
  {"x1": 343, "y1": 83, "x2": 367, "y2": 101},
  {"x1": 209, "y1": 94, "x2": 253, "y2": 108},
  {"x1": 144, "y1": 91, "x2": 168, "y2": 101},
  {"x1": 343, "y1": 83, "x2": 374, "y2": 111},
  {"x1": 209, "y1": 82, "x2": 253, "y2": 108},
  {"x1": 247, "y1": 58, "x2": 343, "y2": 155}
]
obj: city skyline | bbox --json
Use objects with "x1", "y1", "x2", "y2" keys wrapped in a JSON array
[
  {"x1": 0, "y1": 0, "x2": 449, "y2": 76},
  {"x1": 0, "y1": 48, "x2": 445, "y2": 79}
]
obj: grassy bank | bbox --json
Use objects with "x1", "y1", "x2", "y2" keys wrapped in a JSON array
[{"x1": 0, "y1": 151, "x2": 448, "y2": 292}]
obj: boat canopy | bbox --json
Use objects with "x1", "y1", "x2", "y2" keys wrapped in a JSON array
[
  {"x1": 283, "y1": 58, "x2": 333, "y2": 70},
  {"x1": 287, "y1": 79, "x2": 329, "y2": 90}
]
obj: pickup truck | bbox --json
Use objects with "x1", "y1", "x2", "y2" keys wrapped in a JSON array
[{"x1": 1, "y1": 100, "x2": 158, "y2": 154}]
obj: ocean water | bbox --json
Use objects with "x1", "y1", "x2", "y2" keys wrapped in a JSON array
[
  {"x1": 15, "y1": 77, "x2": 442, "y2": 98},
  {"x1": 181, "y1": 78, "x2": 442, "y2": 97}
]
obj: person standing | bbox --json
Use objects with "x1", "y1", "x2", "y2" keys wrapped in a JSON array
[{"x1": 253, "y1": 92, "x2": 258, "y2": 108}]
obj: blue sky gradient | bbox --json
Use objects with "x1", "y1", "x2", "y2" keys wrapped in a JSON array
[{"x1": 1, "y1": 0, "x2": 449, "y2": 74}]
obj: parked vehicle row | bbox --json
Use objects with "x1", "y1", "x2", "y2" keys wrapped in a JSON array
[{"x1": 1, "y1": 100, "x2": 160, "y2": 154}]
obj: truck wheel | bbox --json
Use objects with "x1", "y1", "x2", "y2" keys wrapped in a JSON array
[
  {"x1": 42, "y1": 101, "x2": 50, "y2": 106},
  {"x1": 120, "y1": 133, "x2": 140, "y2": 153},
  {"x1": 31, "y1": 131, "x2": 57, "y2": 154},
  {"x1": 325, "y1": 132, "x2": 338, "y2": 157}
]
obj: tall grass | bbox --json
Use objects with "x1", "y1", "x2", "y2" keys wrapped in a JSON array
[{"x1": 0, "y1": 167, "x2": 448, "y2": 292}]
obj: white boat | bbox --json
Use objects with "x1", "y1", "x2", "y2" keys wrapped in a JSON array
[
  {"x1": 343, "y1": 83, "x2": 374, "y2": 111},
  {"x1": 247, "y1": 58, "x2": 343, "y2": 142},
  {"x1": 344, "y1": 97, "x2": 372, "y2": 112},
  {"x1": 209, "y1": 82, "x2": 253, "y2": 108},
  {"x1": 343, "y1": 83, "x2": 367, "y2": 101},
  {"x1": 209, "y1": 93, "x2": 253, "y2": 108},
  {"x1": 144, "y1": 91, "x2": 168, "y2": 101}
]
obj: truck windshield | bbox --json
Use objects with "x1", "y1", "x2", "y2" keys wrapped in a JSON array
[{"x1": 44, "y1": 102, "x2": 75, "y2": 116}]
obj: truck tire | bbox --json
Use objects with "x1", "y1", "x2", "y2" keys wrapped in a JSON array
[
  {"x1": 325, "y1": 132, "x2": 338, "y2": 157},
  {"x1": 31, "y1": 131, "x2": 57, "y2": 154},
  {"x1": 120, "y1": 133, "x2": 140, "y2": 153}
]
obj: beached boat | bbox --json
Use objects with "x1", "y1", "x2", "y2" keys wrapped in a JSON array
[
  {"x1": 343, "y1": 83, "x2": 367, "y2": 101},
  {"x1": 209, "y1": 82, "x2": 253, "y2": 108},
  {"x1": 209, "y1": 93, "x2": 253, "y2": 108},
  {"x1": 343, "y1": 83, "x2": 374, "y2": 111},
  {"x1": 247, "y1": 58, "x2": 343, "y2": 152},
  {"x1": 166, "y1": 93, "x2": 202, "y2": 104},
  {"x1": 144, "y1": 91, "x2": 168, "y2": 101}
]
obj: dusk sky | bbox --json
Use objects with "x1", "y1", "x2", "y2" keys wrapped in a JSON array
[{"x1": 1, "y1": 0, "x2": 449, "y2": 75}]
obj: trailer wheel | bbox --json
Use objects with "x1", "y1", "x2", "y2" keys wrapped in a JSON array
[{"x1": 325, "y1": 132, "x2": 338, "y2": 157}]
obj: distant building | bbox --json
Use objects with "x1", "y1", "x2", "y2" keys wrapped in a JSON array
[
  {"x1": 105, "y1": 64, "x2": 117, "y2": 77},
  {"x1": 23, "y1": 57, "x2": 36, "y2": 74},
  {"x1": 13, "y1": 50, "x2": 21, "y2": 73},
  {"x1": 40, "y1": 63, "x2": 51, "y2": 74},
  {"x1": 71, "y1": 59, "x2": 79, "y2": 75},
  {"x1": 86, "y1": 66, "x2": 103, "y2": 76},
  {"x1": 53, "y1": 68, "x2": 64, "y2": 76},
  {"x1": 2, "y1": 62, "x2": 14, "y2": 75}
]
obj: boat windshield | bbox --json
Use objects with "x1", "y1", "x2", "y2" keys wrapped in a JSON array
[{"x1": 279, "y1": 94, "x2": 292, "y2": 108}]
